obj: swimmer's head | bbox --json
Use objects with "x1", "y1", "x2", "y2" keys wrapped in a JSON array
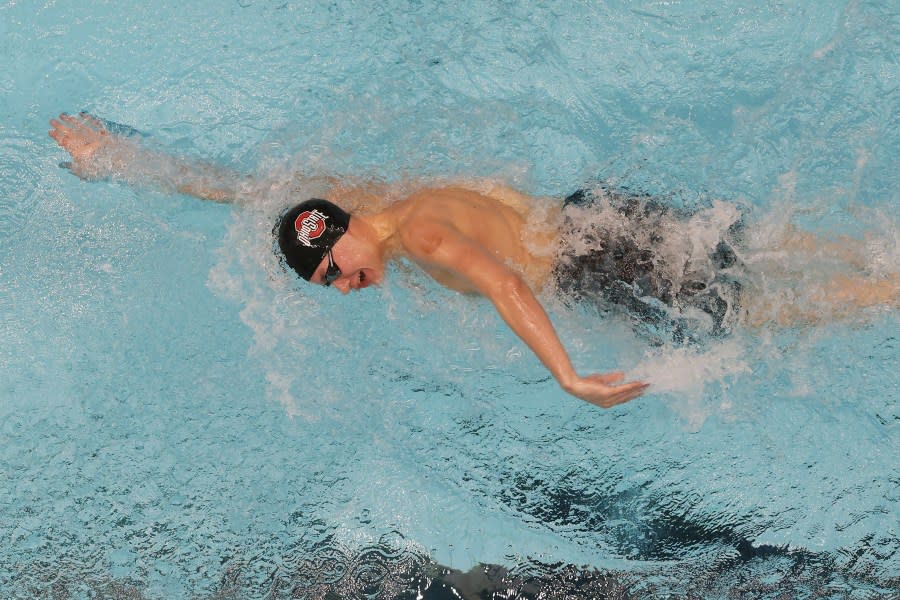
[{"x1": 276, "y1": 199, "x2": 350, "y2": 282}]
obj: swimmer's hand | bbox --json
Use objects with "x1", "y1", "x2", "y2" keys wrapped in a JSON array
[
  {"x1": 49, "y1": 112, "x2": 115, "y2": 179},
  {"x1": 562, "y1": 371, "x2": 649, "y2": 408}
]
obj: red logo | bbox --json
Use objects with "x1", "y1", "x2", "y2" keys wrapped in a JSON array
[{"x1": 294, "y1": 210, "x2": 327, "y2": 247}]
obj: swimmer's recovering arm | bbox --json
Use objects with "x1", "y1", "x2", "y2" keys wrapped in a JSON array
[
  {"x1": 50, "y1": 113, "x2": 245, "y2": 204},
  {"x1": 400, "y1": 220, "x2": 649, "y2": 408}
]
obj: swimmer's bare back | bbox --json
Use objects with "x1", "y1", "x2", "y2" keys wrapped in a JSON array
[{"x1": 49, "y1": 112, "x2": 650, "y2": 408}]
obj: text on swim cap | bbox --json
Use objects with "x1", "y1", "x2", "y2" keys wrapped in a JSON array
[{"x1": 294, "y1": 210, "x2": 328, "y2": 247}]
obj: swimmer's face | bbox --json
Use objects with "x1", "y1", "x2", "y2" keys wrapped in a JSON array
[{"x1": 309, "y1": 229, "x2": 382, "y2": 294}]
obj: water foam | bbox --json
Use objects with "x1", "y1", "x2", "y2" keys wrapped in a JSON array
[
  {"x1": 552, "y1": 186, "x2": 747, "y2": 341},
  {"x1": 630, "y1": 339, "x2": 751, "y2": 430},
  {"x1": 206, "y1": 165, "x2": 336, "y2": 419}
]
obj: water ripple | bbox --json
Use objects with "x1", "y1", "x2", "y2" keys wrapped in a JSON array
[
  {"x1": 8, "y1": 544, "x2": 898, "y2": 599},
  {"x1": 0, "y1": 135, "x2": 41, "y2": 252}
]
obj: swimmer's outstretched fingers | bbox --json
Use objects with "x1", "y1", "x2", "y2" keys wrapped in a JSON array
[{"x1": 78, "y1": 112, "x2": 107, "y2": 131}]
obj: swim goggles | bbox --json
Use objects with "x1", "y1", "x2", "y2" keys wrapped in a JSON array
[{"x1": 322, "y1": 249, "x2": 342, "y2": 286}]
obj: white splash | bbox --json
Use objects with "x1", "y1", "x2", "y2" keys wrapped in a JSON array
[{"x1": 630, "y1": 339, "x2": 751, "y2": 430}]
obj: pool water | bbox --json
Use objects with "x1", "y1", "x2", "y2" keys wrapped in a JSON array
[{"x1": 1, "y1": 1, "x2": 897, "y2": 598}]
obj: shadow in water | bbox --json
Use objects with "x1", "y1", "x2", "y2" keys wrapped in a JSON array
[
  {"x1": 4, "y1": 471, "x2": 896, "y2": 599},
  {"x1": 6, "y1": 531, "x2": 898, "y2": 599}
]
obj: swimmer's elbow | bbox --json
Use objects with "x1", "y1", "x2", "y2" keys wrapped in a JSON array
[{"x1": 492, "y1": 271, "x2": 529, "y2": 302}]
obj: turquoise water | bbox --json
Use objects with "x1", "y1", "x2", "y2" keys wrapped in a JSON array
[{"x1": 1, "y1": 1, "x2": 898, "y2": 598}]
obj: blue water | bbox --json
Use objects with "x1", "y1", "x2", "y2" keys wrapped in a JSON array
[{"x1": 1, "y1": 1, "x2": 898, "y2": 598}]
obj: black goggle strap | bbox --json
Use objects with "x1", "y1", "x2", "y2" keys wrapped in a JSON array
[{"x1": 323, "y1": 249, "x2": 342, "y2": 286}]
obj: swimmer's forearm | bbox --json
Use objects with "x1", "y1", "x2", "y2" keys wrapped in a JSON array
[
  {"x1": 91, "y1": 137, "x2": 246, "y2": 203},
  {"x1": 490, "y1": 275, "x2": 579, "y2": 388},
  {"x1": 176, "y1": 181, "x2": 237, "y2": 203}
]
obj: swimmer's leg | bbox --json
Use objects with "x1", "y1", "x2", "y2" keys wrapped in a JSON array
[
  {"x1": 822, "y1": 274, "x2": 900, "y2": 308},
  {"x1": 777, "y1": 224, "x2": 877, "y2": 271},
  {"x1": 744, "y1": 274, "x2": 899, "y2": 327},
  {"x1": 740, "y1": 218, "x2": 898, "y2": 326}
]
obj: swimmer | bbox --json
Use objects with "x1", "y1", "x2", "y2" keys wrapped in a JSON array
[{"x1": 49, "y1": 113, "x2": 899, "y2": 406}]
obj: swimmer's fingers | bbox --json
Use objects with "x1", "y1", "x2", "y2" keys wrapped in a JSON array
[
  {"x1": 59, "y1": 112, "x2": 87, "y2": 130},
  {"x1": 596, "y1": 381, "x2": 649, "y2": 408},
  {"x1": 60, "y1": 112, "x2": 106, "y2": 136},
  {"x1": 566, "y1": 375, "x2": 649, "y2": 408},
  {"x1": 51, "y1": 113, "x2": 102, "y2": 139},
  {"x1": 48, "y1": 123, "x2": 64, "y2": 144},
  {"x1": 49, "y1": 114, "x2": 85, "y2": 146},
  {"x1": 49, "y1": 116, "x2": 72, "y2": 141},
  {"x1": 78, "y1": 111, "x2": 109, "y2": 134}
]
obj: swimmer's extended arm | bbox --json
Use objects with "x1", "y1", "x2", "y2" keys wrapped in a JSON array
[
  {"x1": 400, "y1": 220, "x2": 649, "y2": 408},
  {"x1": 50, "y1": 113, "x2": 244, "y2": 203}
]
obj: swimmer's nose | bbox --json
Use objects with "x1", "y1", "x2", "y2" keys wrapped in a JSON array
[{"x1": 333, "y1": 278, "x2": 351, "y2": 295}]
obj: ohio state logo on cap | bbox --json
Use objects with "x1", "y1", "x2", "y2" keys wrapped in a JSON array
[{"x1": 294, "y1": 209, "x2": 328, "y2": 247}]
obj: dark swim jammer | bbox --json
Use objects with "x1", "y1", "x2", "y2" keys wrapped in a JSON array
[{"x1": 553, "y1": 188, "x2": 744, "y2": 340}]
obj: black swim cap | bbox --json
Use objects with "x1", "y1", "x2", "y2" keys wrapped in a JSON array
[{"x1": 276, "y1": 198, "x2": 350, "y2": 281}]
